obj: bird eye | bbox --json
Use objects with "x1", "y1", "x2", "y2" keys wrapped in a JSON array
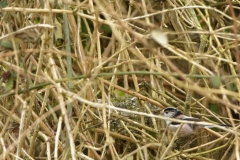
[{"x1": 165, "y1": 111, "x2": 168, "y2": 114}]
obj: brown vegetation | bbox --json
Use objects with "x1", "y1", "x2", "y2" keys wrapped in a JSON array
[{"x1": 0, "y1": 0, "x2": 239, "y2": 159}]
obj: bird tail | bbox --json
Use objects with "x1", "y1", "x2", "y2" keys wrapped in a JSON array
[{"x1": 203, "y1": 124, "x2": 231, "y2": 129}]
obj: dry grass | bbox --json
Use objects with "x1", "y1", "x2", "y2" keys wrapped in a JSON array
[{"x1": 0, "y1": 0, "x2": 239, "y2": 159}]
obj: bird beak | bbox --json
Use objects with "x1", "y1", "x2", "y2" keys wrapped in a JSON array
[{"x1": 160, "y1": 110, "x2": 164, "y2": 115}]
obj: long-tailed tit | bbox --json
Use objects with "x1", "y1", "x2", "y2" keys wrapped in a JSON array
[{"x1": 161, "y1": 107, "x2": 229, "y2": 137}]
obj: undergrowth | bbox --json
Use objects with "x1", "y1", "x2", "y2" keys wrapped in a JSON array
[{"x1": 0, "y1": 0, "x2": 239, "y2": 159}]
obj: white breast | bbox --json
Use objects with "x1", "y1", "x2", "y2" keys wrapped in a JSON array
[{"x1": 166, "y1": 121, "x2": 195, "y2": 137}]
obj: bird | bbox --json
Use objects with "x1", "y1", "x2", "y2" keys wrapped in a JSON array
[{"x1": 161, "y1": 107, "x2": 229, "y2": 137}]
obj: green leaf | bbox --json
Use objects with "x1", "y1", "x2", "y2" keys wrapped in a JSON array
[
  {"x1": 0, "y1": 0, "x2": 7, "y2": 9},
  {"x1": 4, "y1": 76, "x2": 14, "y2": 91},
  {"x1": 0, "y1": 39, "x2": 13, "y2": 50},
  {"x1": 209, "y1": 104, "x2": 220, "y2": 130},
  {"x1": 117, "y1": 91, "x2": 125, "y2": 97},
  {"x1": 0, "y1": 77, "x2": 3, "y2": 88},
  {"x1": 3, "y1": 72, "x2": 17, "y2": 91},
  {"x1": 101, "y1": 24, "x2": 112, "y2": 34},
  {"x1": 209, "y1": 104, "x2": 219, "y2": 114},
  {"x1": 227, "y1": 83, "x2": 237, "y2": 92},
  {"x1": 34, "y1": 17, "x2": 40, "y2": 24},
  {"x1": 210, "y1": 75, "x2": 221, "y2": 88}
]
